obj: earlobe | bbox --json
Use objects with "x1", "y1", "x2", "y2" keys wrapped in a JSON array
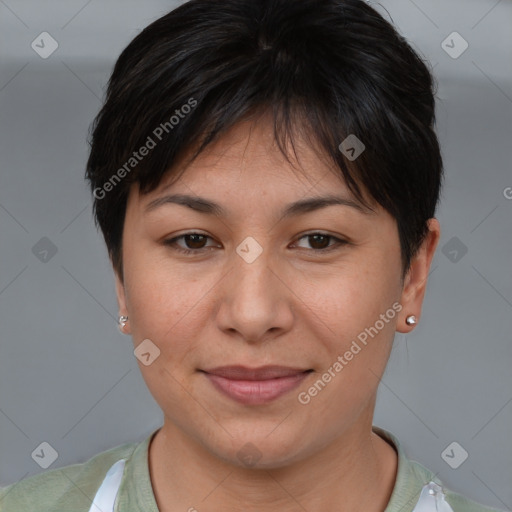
[
  {"x1": 396, "y1": 218, "x2": 440, "y2": 333},
  {"x1": 114, "y1": 269, "x2": 131, "y2": 335}
]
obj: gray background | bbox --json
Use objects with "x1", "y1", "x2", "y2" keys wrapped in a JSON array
[{"x1": 0, "y1": 0, "x2": 511, "y2": 509}]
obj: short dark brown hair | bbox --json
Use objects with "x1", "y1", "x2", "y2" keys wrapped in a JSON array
[{"x1": 85, "y1": 0, "x2": 443, "y2": 281}]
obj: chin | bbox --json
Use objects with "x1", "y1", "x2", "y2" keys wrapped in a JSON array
[{"x1": 207, "y1": 428, "x2": 310, "y2": 470}]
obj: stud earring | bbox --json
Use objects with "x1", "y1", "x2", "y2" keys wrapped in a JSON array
[
  {"x1": 405, "y1": 315, "x2": 417, "y2": 326},
  {"x1": 118, "y1": 315, "x2": 128, "y2": 332}
]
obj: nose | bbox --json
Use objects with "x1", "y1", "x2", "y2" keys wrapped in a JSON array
[{"x1": 215, "y1": 245, "x2": 294, "y2": 344}]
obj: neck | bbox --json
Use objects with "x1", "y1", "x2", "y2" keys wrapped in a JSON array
[{"x1": 148, "y1": 416, "x2": 398, "y2": 512}]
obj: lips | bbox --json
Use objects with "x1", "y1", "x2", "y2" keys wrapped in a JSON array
[
  {"x1": 200, "y1": 365, "x2": 313, "y2": 405},
  {"x1": 203, "y1": 365, "x2": 311, "y2": 380}
]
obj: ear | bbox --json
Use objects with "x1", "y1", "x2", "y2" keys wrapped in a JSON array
[
  {"x1": 114, "y1": 269, "x2": 131, "y2": 335},
  {"x1": 396, "y1": 218, "x2": 440, "y2": 333}
]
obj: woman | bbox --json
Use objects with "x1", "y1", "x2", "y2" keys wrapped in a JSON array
[{"x1": 0, "y1": 0, "x2": 504, "y2": 510}]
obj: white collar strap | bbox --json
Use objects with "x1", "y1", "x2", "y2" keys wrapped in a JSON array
[
  {"x1": 412, "y1": 481, "x2": 455, "y2": 512},
  {"x1": 87, "y1": 459, "x2": 126, "y2": 512},
  {"x1": 89, "y1": 461, "x2": 453, "y2": 512}
]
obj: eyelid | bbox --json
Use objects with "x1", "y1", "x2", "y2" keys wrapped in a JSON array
[
  {"x1": 164, "y1": 231, "x2": 219, "y2": 251},
  {"x1": 164, "y1": 230, "x2": 349, "y2": 254},
  {"x1": 292, "y1": 231, "x2": 349, "y2": 250}
]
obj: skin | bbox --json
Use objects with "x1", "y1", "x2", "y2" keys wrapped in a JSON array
[{"x1": 114, "y1": 115, "x2": 440, "y2": 512}]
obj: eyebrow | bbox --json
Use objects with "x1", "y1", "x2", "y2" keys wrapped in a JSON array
[{"x1": 144, "y1": 193, "x2": 374, "y2": 219}]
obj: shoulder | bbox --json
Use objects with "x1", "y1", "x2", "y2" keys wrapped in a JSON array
[
  {"x1": 373, "y1": 426, "x2": 507, "y2": 512},
  {"x1": 408, "y1": 458, "x2": 506, "y2": 512},
  {"x1": 0, "y1": 439, "x2": 139, "y2": 512},
  {"x1": 445, "y1": 487, "x2": 507, "y2": 512}
]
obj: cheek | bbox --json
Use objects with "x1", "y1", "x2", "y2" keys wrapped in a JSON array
[
  {"x1": 293, "y1": 266, "x2": 400, "y2": 419},
  {"x1": 297, "y1": 255, "x2": 401, "y2": 339},
  {"x1": 123, "y1": 250, "x2": 220, "y2": 355},
  {"x1": 295, "y1": 250, "x2": 402, "y2": 403}
]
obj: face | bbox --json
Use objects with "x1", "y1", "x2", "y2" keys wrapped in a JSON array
[{"x1": 115, "y1": 116, "x2": 439, "y2": 468}]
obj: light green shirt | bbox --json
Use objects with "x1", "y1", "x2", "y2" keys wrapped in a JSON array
[{"x1": 0, "y1": 426, "x2": 504, "y2": 511}]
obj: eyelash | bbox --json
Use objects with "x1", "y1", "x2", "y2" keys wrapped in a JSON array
[{"x1": 163, "y1": 232, "x2": 348, "y2": 255}]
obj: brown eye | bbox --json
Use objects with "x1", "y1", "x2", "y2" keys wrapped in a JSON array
[
  {"x1": 182, "y1": 234, "x2": 208, "y2": 249},
  {"x1": 294, "y1": 233, "x2": 348, "y2": 252},
  {"x1": 308, "y1": 234, "x2": 331, "y2": 249},
  {"x1": 163, "y1": 232, "x2": 218, "y2": 254}
]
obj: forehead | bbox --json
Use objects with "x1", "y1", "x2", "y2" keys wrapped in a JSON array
[{"x1": 129, "y1": 115, "x2": 374, "y2": 213}]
